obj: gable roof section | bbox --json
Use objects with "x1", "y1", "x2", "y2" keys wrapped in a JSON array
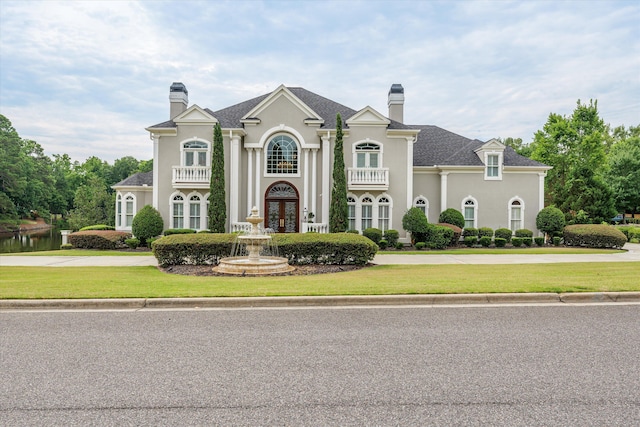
[
  {"x1": 240, "y1": 85, "x2": 324, "y2": 125},
  {"x1": 346, "y1": 106, "x2": 390, "y2": 127}
]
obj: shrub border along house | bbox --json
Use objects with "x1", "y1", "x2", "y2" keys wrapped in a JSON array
[{"x1": 152, "y1": 232, "x2": 378, "y2": 267}]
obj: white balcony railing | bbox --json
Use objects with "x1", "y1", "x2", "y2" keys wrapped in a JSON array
[
  {"x1": 347, "y1": 167, "x2": 389, "y2": 190},
  {"x1": 231, "y1": 222, "x2": 252, "y2": 233},
  {"x1": 172, "y1": 166, "x2": 210, "y2": 187},
  {"x1": 302, "y1": 222, "x2": 328, "y2": 233}
]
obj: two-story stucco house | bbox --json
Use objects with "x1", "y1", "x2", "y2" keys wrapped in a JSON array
[{"x1": 113, "y1": 82, "x2": 550, "y2": 242}]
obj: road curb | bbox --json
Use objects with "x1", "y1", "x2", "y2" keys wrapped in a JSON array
[{"x1": 1, "y1": 292, "x2": 639, "y2": 310}]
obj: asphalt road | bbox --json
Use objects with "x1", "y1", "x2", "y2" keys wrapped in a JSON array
[{"x1": 1, "y1": 305, "x2": 639, "y2": 426}]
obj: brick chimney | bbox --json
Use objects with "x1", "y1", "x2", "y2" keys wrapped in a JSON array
[
  {"x1": 388, "y1": 84, "x2": 404, "y2": 123},
  {"x1": 169, "y1": 82, "x2": 188, "y2": 119}
]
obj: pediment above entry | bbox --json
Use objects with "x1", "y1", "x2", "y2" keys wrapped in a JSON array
[
  {"x1": 346, "y1": 106, "x2": 390, "y2": 127},
  {"x1": 240, "y1": 85, "x2": 324, "y2": 127},
  {"x1": 173, "y1": 105, "x2": 218, "y2": 125},
  {"x1": 244, "y1": 124, "x2": 320, "y2": 150}
]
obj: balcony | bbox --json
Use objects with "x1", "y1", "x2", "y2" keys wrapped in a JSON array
[
  {"x1": 172, "y1": 166, "x2": 210, "y2": 188},
  {"x1": 347, "y1": 168, "x2": 389, "y2": 191}
]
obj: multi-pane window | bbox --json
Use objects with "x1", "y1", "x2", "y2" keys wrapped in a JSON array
[
  {"x1": 125, "y1": 195, "x2": 134, "y2": 227},
  {"x1": 510, "y1": 200, "x2": 522, "y2": 231},
  {"x1": 486, "y1": 154, "x2": 499, "y2": 178},
  {"x1": 464, "y1": 199, "x2": 476, "y2": 229},
  {"x1": 173, "y1": 195, "x2": 184, "y2": 229},
  {"x1": 414, "y1": 197, "x2": 428, "y2": 220},
  {"x1": 355, "y1": 142, "x2": 380, "y2": 168},
  {"x1": 361, "y1": 196, "x2": 373, "y2": 230},
  {"x1": 347, "y1": 196, "x2": 356, "y2": 231},
  {"x1": 267, "y1": 135, "x2": 298, "y2": 174},
  {"x1": 189, "y1": 195, "x2": 201, "y2": 229},
  {"x1": 116, "y1": 195, "x2": 122, "y2": 227},
  {"x1": 378, "y1": 197, "x2": 390, "y2": 232},
  {"x1": 184, "y1": 141, "x2": 208, "y2": 167}
]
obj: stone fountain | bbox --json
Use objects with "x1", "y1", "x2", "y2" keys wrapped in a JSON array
[{"x1": 213, "y1": 206, "x2": 295, "y2": 275}]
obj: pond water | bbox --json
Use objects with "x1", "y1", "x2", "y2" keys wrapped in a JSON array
[{"x1": 0, "y1": 229, "x2": 62, "y2": 253}]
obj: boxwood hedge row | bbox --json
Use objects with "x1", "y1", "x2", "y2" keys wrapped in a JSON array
[
  {"x1": 68, "y1": 230, "x2": 131, "y2": 249},
  {"x1": 563, "y1": 224, "x2": 627, "y2": 249},
  {"x1": 152, "y1": 232, "x2": 378, "y2": 267}
]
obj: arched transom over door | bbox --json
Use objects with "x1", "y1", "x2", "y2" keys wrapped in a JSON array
[{"x1": 265, "y1": 182, "x2": 299, "y2": 233}]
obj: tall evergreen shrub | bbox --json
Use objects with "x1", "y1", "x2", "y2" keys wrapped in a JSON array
[
  {"x1": 329, "y1": 114, "x2": 348, "y2": 232},
  {"x1": 208, "y1": 122, "x2": 226, "y2": 233}
]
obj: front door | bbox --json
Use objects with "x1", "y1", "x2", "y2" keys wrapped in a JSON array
[{"x1": 265, "y1": 182, "x2": 299, "y2": 233}]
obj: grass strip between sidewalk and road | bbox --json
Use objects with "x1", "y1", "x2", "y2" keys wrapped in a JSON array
[{"x1": 1, "y1": 262, "x2": 639, "y2": 299}]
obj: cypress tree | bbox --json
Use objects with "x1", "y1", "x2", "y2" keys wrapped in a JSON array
[
  {"x1": 208, "y1": 122, "x2": 226, "y2": 232},
  {"x1": 329, "y1": 114, "x2": 348, "y2": 232}
]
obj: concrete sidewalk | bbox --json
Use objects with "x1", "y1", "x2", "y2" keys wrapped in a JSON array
[{"x1": 1, "y1": 243, "x2": 639, "y2": 267}]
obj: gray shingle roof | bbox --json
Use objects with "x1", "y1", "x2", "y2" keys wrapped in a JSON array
[
  {"x1": 147, "y1": 86, "x2": 546, "y2": 168},
  {"x1": 113, "y1": 171, "x2": 153, "y2": 187}
]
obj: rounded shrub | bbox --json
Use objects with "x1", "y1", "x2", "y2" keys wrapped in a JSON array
[
  {"x1": 415, "y1": 242, "x2": 426, "y2": 250},
  {"x1": 402, "y1": 207, "x2": 429, "y2": 244},
  {"x1": 478, "y1": 227, "x2": 494, "y2": 238},
  {"x1": 536, "y1": 206, "x2": 565, "y2": 241},
  {"x1": 512, "y1": 237, "x2": 523, "y2": 247},
  {"x1": 494, "y1": 228, "x2": 513, "y2": 243},
  {"x1": 553, "y1": 236, "x2": 562, "y2": 246},
  {"x1": 462, "y1": 227, "x2": 478, "y2": 237},
  {"x1": 346, "y1": 229, "x2": 360, "y2": 234},
  {"x1": 424, "y1": 224, "x2": 454, "y2": 250},
  {"x1": 395, "y1": 242, "x2": 405, "y2": 250},
  {"x1": 363, "y1": 227, "x2": 383, "y2": 244},
  {"x1": 494, "y1": 238, "x2": 507, "y2": 247},
  {"x1": 439, "y1": 208, "x2": 465, "y2": 229},
  {"x1": 534, "y1": 237, "x2": 545, "y2": 246},
  {"x1": 522, "y1": 238, "x2": 533, "y2": 247},
  {"x1": 79, "y1": 224, "x2": 115, "y2": 231},
  {"x1": 464, "y1": 236, "x2": 477, "y2": 247},
  {"x1": 132, "y1": 205, "x2": 164, "y2": 246},
  {"x1": 479, "y1": 236, "x2": 492, "y2": 247},
  {"x1": 383, "y1": 229, "x2": 399, "y2": 246},
  {"x1": 125, "y1": 237, "x2": 140, "y2": 249},
  {"x1": 378, "y1": 239, "x2": 389, "y2": 250},
  {"x1": 563, "y1": 224, "x2": 627, "y2": 248},
  {"x1": 437, "y1": 223, "x2": 462, "y2": 246},
  {"x1": 515, "y1": 229, "x2": 533, "y2": 238}
]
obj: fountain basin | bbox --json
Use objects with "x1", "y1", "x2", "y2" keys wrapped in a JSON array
[{"x1": 214, "y1": 256, "x2": 295, "y2": 276}]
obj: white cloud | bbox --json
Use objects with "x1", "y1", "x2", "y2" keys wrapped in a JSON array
[{"x1": 0, "y1": 0, "x2": 638, "y2": 163}]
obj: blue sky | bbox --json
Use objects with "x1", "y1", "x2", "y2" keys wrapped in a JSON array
[{"x1": 1, "y1": 0, "x2": 638, "y2": 163}]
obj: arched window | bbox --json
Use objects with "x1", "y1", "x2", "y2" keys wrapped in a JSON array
[
  {"x1": 267, "y1": 135, "x2": 298, "y2": 174},
  {"x1": 347, "y1": 196, "x2": 356, "y2": 231},
  {"x1": 189, "y1": 195, "x2": 201, "y2": 230},
  {"x1": 414, "y1": 197, "x2": 428, "y2": 220},
  {"x1": 509, "y1": 198, "x2": 524, "y2": 231},
  {"x1": 463, "y1": 197, "x2": 477, "y2": 229},
  {"x1": 125, "y1": 195, "x2": 135, "y2": 227},
  {"x1": 378, "y1": 196, "x2": 390, "y2": 232},
  {"x1": 354, "y1": 142, "x2": 381, "y2": 168},
  {"x1": 172, "y1": 194, "x2": 185, "y2": 229},
  {"x1": 116, "y1": 194, "x2": 122, "y2": 228},
  {"x1": 182, "y1": 140, "x2": 209, "y2": 167},
  {"x1": 361, "y1": 196, "x2": 373, "y2": 230}
]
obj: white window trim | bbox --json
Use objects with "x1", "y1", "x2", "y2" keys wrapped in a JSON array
[
  {"x1": 413, "y1": 196, "x2": 429, "y2": 222},
  {"x1": 352, "y1": 139, "x2": 383, "y2": 169},
  {"x1": 462, "y1": 196, "x2": 478, "y2": 229},
  {"x1": 180, "y1": 138, "x2": 211, "y2": 167},
  {"x1": 508, "y1": 196, "x2": 525, "y2": 232},
  {"x1": 176, "y1": 191, "x2": 209, "y2": 231},
  {"x1": 116, "y1": 192, "x2": 136, "y2": 231},
  {"x1": 351, "y1": 193, "x2": 394, "y2": 232},
  {"x1": 484, "y1": 152, "x2": 503, "y2": 181},
  {"x1": 347, "y1": 194, "x2": 357, "y2": 231},
  {"x1": 170, "y1": 191, "x2": 186, "y2": 229},
  {"x1": 377, "y1": 193, "x2": 393, "y2": 233},
  {"x1": 264, "y1": 133, "x2": 302, "y2": 178}
]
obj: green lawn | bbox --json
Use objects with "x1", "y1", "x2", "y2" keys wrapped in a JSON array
[
  {"x1": 379, "y1": 247, "x2": 625, "y2": 255},
  {"x1": 1, "y1": 262, "x2": 639, "y2": 299}
]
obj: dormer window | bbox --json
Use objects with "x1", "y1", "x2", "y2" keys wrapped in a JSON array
[
  {"x1": 484, "y1": 152, "x2": 503, "y2": 180},
  {"x1": 183, "y1": 141, "x2": 209, "y2": 167},
  {"x1": 355, "y1": 142, "x2": 381, "y2": 168}
]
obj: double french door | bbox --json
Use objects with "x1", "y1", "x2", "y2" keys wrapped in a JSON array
[{"x1": 265, "y1": 182, "x2": 299, "y2": 233}]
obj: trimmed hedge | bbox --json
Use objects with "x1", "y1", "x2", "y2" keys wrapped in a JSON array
[
  {"x1": 68, "y1": 230, "x2": 131, "y2": 249},
  {"x1": 512, "y1": 237, "x2": 523, "y2": 247},
  {"x1": 383, "y1": 229, "x2": 399, "y2": 246},
  {"x1": 462, "y1": 227, "x2": 478, "y2": 237},
  {"x1": 163, "y1": 228, "x2": 197, "y2": 236},
  {"x1": 478, "y1": 227, "x2": 494, "y2": 238},
  {"x1": 79, "y1": 224, "x2": 115, "y2": 231},
  {"x1": 152, "y1": 233, "x2": 378, "y2": 267},
  {"x1": 438, "y1": 223, "x2": 462, "y2": 246},
  {"x1": 464, "y1": 236, "x2": 477, "y2": 247},
  {"x1": 479, "y1": 236, "x2": 492, "y2": 247},
  {"x1": 563, "y1": 224, "x2": 627, "y2": 249},
  {"x1": 363, "y1": 227, "x2": 383, "y2": 244},
  {"x1": 425, "y1": 224, "x2": 454, "y2": 250},
  {"x1": 439, "y1": 208, "x2": 465, "y2": 229},
  {"x1": 494, "y1": 238, "x2": 507, "y2": 247},
  {"x1": 515, "y1": 229, "x2": 533, "y2": 238},
  {"x1": 494, "y1": 228, "x2": 512, "y2": 243},
  {"x1": 534, "y1": 237, "x2": 545, "y2": 246}
]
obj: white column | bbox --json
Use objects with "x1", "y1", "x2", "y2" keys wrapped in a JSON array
[
  {"x1": 406, "y1": 137, "x2": 415, "y2": 211},
  {"x1": 152, "y1": 135, "x2": 159, "y2": 210},
  {"x1": 311, "y1": 148, "x2": 318, "y2": 218},
  {"x1": 255, "y1": 148, "x2": 262, "y2": 212},
  {"x1": 303, "y1": 148, "x2": 310, "y2": 215},
  {"x1": 440, "y1": 171, "x2": 449, "y2": 213},
  {"x1": 230, "y1": 133, "x2": 241, "y2": 225},
  {"x1": 322, "y1": 134, "x2": 331, "y2": 225},
  {"x1": 538, "y1": 172, "x2": 546, "y2": 211},
  {"x1": 246, "y1": 148, "x2": 253, "y2": 214}
]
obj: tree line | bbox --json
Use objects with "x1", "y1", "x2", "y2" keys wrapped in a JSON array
[
  {"x1": 503, "y1": 100, "x2": 639, "y2": 223},
  {"x1": 0, "y1": 114, "x2": 151, "y2": 230}
]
